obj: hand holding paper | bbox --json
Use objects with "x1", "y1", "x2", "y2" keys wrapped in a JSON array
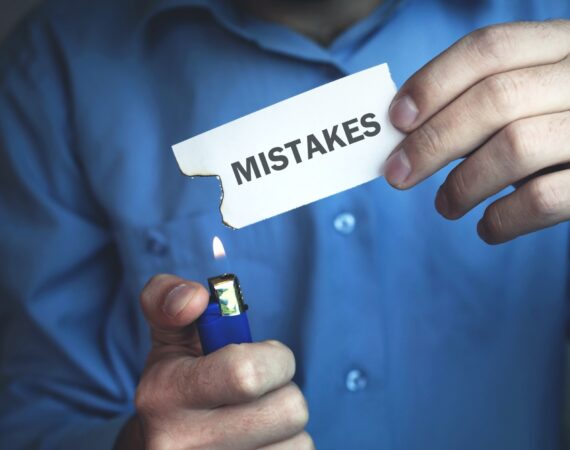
[
  {"x1": 173, "y1": 63, "x2": 405, "y2": 229},
  {"x1": 385, "y1": 21, "x2": 570, "y2": 244}
]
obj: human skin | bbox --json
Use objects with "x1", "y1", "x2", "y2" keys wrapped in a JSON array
[
  {"x1": 114, "y1": 275, "x2": 312, "y2": 450},
  {"x1": 385, "y1": 20, "x2": 570, "y2": 245}
]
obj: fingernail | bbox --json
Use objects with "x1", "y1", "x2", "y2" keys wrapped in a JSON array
[
  {"x1": 384, "y1": 148, "x2": 412, "y2": 187},
  {"x1": 389, "y1": 95, "x2": 419, "y2": 129},
  {"x1": 435, "y1": 187, "x2": 450, "y2": 217},
  {"x1": 162, "y1": 284, "x2": 194, "y2": 318}
]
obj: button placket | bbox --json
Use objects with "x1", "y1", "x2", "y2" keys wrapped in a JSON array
[
  {"x1": 334, "y1": 212, "x2": 356, "y2": 234},
  {"x1": 345, "y1": 369, "x2": 368, "y2": 392},
  {"x1": 145, "y1": 230, "x2": 169, "y2": 256}
]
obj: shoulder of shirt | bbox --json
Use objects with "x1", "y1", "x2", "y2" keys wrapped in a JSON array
[{"x1": 0, "y1": 0, "x2": 151, "y2": 86}]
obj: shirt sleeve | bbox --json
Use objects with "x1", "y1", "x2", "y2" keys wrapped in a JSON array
[{"x1": 0, "y1": 16, "x2": 137, "y2": 450}]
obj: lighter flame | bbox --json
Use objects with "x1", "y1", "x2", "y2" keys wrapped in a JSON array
[{"x1": 212, "y1": 236, "x2": 226, "y2": 260}]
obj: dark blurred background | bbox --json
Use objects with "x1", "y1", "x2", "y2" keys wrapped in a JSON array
[{"x1": 0, "y1": 0, "x2": 41, "y2": 42}]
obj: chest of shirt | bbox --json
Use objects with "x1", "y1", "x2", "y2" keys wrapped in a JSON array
[{"x1": 68, "y1": 0, "x2": 569, "y2": 343}]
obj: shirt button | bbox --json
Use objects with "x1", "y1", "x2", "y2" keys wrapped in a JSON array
[
  {"x1": 146, "y1": 230, "x2": 169, "y2": 256},
  {"x1": 334, "y1": 212, "x2": 356, "y2": 234},
  {"x1": 345, "y1": 369, "x2": 367, "y2": 392}
]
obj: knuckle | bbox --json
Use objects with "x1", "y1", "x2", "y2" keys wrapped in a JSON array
[
  {"x1": 280, "y1": 384, "x2": 309, "y2": 431},
  {"x1": 275, "y1": 342, "x2": 296, "y2": 374},
  {"x1": 481, "y1": 73, "x2": 520, "y2": 119},
  {"x1": 527, "y1": 178, "x2": 564, "y2": 217},
  {"x1": 227, "y1": 346, "x2": 265, "y2": 399},
  {"x1": 264, "y1": 340, "x2": 296, "y2": 380},
  {"x1": 501, "y1": 121, "x2": 539, "y2": 165},
  {"x1": 422, "y1": 68, "x2": 448, "y2": 98},
  {"x1": 466, "y1": 25, "x2": 513, "y2": 64},
  {"x1": 414, "y1": 121, "x2": 443, "y2": 159},
  {"x1": 406, "y1": 69, "x2": 446, "y2": 109}
]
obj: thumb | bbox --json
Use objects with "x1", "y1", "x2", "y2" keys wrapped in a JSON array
[{"x1": 139, "y1": 274, "x2": 210, "y2": 352}]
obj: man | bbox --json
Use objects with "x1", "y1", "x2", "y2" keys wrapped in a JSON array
[{"x1": 0, "y1": 0, "x2": 569, "y2": 448}]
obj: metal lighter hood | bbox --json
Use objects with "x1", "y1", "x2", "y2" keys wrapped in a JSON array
[{"x1": 207, "y1": 274, "x2": 248, "y2": 317}]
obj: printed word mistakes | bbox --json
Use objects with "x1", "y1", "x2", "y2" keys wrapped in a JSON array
[{"x1": 231, "y1": 113, "x2": 382, "y2": 186}]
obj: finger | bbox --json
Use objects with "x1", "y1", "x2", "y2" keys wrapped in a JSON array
[
  {"x1": 208, "y1": 382, "x2": 309, "y2": 449},
  {"x1": 189, "y1": 340, "x2": 295, "y2": 407},
  {"x1": 477, "y1": 169, "x2": 570, "y2": 244},
  {"x1": 258, "y1": 431, "x2": 315, "y2": 450},
  {"x1": 139, "y1": 274, "x2": 210, "y2": 347},
  {"x1": 390, "y1": 20, "x2": 570, "y2": 131},
  {"x1": 150, "y1": 340, "x2": 296, "y2": 409},
  {"x1": 385, "y1": 55, "x2": 570, "y2": 188},
  {"x1": 437, "y1": 111, "x2": 570, "y2": 218}
]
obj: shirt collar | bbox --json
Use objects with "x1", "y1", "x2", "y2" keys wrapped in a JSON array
[
  {"x1": 142, "y1": 0, "x2": 406, "y2": 71},
  {"x1": 143, "y1": 0, "x2": 227, "y2": 22}
]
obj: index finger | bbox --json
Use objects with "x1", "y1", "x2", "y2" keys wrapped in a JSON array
[
  {"x1": 389, "y1": 20, "x2": 570, "y2": 132},
  {"x1": 156, "y1": 340, "x2": 296, "y2": 409}
]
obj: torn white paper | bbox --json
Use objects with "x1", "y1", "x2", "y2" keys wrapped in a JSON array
[{"x1": 172, "y1": 63, "x2": 405, "y2": 229}]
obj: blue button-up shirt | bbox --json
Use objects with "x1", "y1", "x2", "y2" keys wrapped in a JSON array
[{"x1": 1, "y1": 1, "x2": 569, "y2": 449}]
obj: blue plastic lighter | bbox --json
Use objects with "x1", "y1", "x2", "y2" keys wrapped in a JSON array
[{"x1": 197, "y1": 273, "x2": 253, "y2": 355}]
